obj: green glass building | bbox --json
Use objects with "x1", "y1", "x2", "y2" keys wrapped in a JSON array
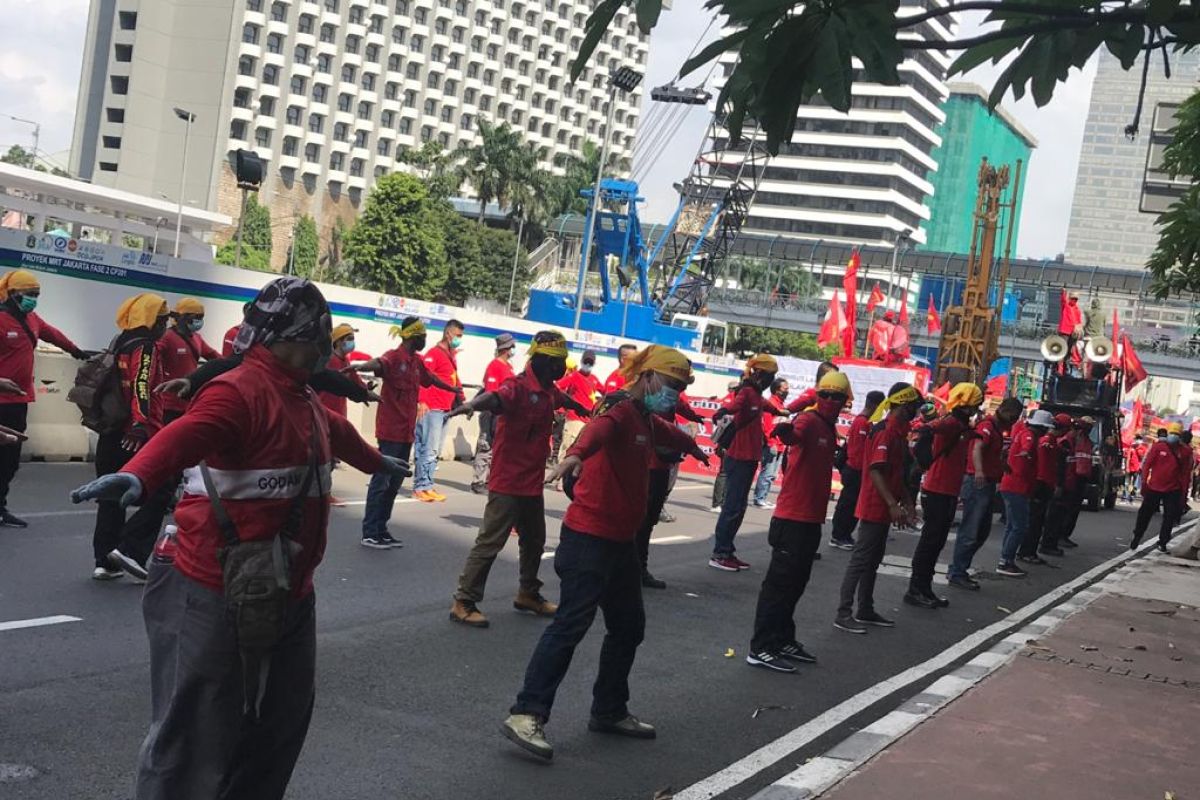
[{"x1": 923, "y1": 83, "x2": 1037, "y2": 253}]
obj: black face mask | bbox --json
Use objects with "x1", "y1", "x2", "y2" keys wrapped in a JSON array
[
  {"x1": 952, "y1": 407, "x2": 974, "y2": 423},
  {"x1": 752, "y1": 372, "x2": 774, "y2": 391},
  {"x1": 409, "y1": 336, "x2": 427, "y2": 351},
  {"x1": 530, "y1": 354, "x2": 566, "y2": 386}
]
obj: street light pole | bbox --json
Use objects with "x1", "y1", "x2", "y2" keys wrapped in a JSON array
[
  {"x1": 2, "y1": 114, "x2": 40, "y2": 164},
  {"x1": 172, "y1": 107, "x2": 196, "y2": 259},
  {"x1": 507, "y1": 213, "x2": 526, "y2": 314},
  {"x1": 886, "y1": 229, "x2": 911, "y2": 314}
]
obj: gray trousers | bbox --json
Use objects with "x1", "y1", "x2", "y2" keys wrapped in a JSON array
[{"x1": 135, "y1": 562, "x2": 316, "y2": 800}]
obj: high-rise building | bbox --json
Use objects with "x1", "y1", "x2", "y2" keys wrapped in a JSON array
[
  {"x1": 923, "y1": 82, "x2": 1035, "y2": 254},
  {"x1": 1065, "y1": 49, "x2": 1200, "y2": 270},
  {"x1": 70, "y1": 0, "x2": 649, "y2": 268},
  {"x1": 709, "y1": 7, "x2": 956, "y2": 249}
]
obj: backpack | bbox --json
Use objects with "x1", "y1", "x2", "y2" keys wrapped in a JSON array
[
  {"x1": 67, "y1": 336, "x2": 129, "y2": 434},
  {"x1": 711, "y1": 412, "x2": 737, "y2": 451},
  {"x1": 912, "y1": 425, "x2": 938, "y2": 471}
]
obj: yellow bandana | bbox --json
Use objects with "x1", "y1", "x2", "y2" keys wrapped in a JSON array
[
  {"x1": 744, "y1": 353, "x2": 779, "y2": 376},
  {"x1": 528, "y1": 332, "x2": 569, "y2": 358},
  {"x1": 620, "y1": 344, "x2": 694, "y2": 384},
  {"x1": 0, "y1": 269, "x2": 39, "y2": 301},
  {"x1": 869, "y1": 385, "x2": 922, "y2": 423},
  {"x1": 946, "y1": 382, "x2": 983, "y2": 411},
  {"x1": 390, "y1": 320, "x2": 427, "y2": 339}
]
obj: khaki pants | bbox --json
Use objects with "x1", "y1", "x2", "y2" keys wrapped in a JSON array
[
  {"x1": 559, "y1": 419, "x2": 586, "y2": 460},
  {"x1": 455, "y1": 492, "x2": 547, "y2": 603}
]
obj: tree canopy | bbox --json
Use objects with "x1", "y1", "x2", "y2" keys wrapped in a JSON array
[{"x1": 729, "y1": 324, "x2": 838, "y2": 360}]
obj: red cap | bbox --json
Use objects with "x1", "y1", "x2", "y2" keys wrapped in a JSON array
[{"x1": 1054, "y1": 413, "x2": 1072, "y2": 428}]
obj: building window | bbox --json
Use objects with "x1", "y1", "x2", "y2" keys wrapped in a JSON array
[
  {"x1": 290, "y1": 74, "x2": 307, "y2": 94},
  {"x1": 255, "y1": 127, "x2": 272, "y2": 147},
  {"x1": 330, "y1": 151, "x2": 344, "y2": 170},
  {"x1": 286, "y1": 106, "x2": 302, "y2": 125},
  {"x1": 427, "y1": 72, "x2": 440, "y2": 89},
  {"x1": 431, "y1": 45, "x2": 445, "y2": 63},
  {"x1": 118, "y1": 10, "x2": 137, "y2": 29},
  {"x1": 267, "y1": 33, "x2": 284, "y2": 54},
  {"x1": 242, "y1": 24, "x2": 260, "y2": 44},
  {"x1": 406, "y1": 63, "x2": 420, "y2": 79},
  {"x1": 334, "y1": 121, "x2": 349, "y2": 141},
  {"x1": 348, "y1": 5, "x2": 364, "y2": 23},
  {"x1": 444, "y1": 78, "x2": 457, "y2": 95},
  {"x1": 234, "y1": 87, "x2": 252, "y2": 108},
  {"x1": 423, "y1": 98, "x2": 437, "y2": 115},
  {"x1": 369, "y1": 15, "x2": 384, "y2": 33},
  {"x1": 305, "y1": 143, "x2": 320, "y2": 162},
  {"x1": 377, "y1": 138, "x2": 391, "y2": 155},
  {"x1": 357, "y1": 101, "x2": 373, "y2": 119},
  {"x1": 298, "y1": 14, "x2": 314, "y2": 33},
  {"x1": 355, "y1": 130, "x2": 368, "y2": 147},
  {"x1": 385, "y1": 81, "x2": 399, "y2": 99},
  {"x1": 110, "y1": 75, "x2": 129, "y2": 94},
  {"x1": 350, "y1": 158, "x2": 364, "y2": 177},
  {"x1": 283, "y1": 136, "x2": 299, "y2": 156},
  {"x1": 230, "y1": 120, "x2": 248, "y2": 140},
  {"x1": 414, "y1": 7, "x2": 427, "y2": 23},
  {"x1": 341, "y1": 64, "x2": 356, "y2": 83},
  {"x1": 392, "y1": 25, "x2": 407, "y2": 44},
  {"x1": 247, "y1": 0, "x2": 263, "y2": 10},
  {"x1": 262, "y1": 64, "x2": 280, "y2": 85},
  {"x1": 102, "y1": 135, "x2": 121, "y2": 149},
  {"x1": 410, "y1": 34, "x2": 424, "y2": 52},
  {"x1": 395, "y1": 0, "x2": 408, "y2": 13},
  {"x1": 346, "y1": 35, "x2": 361, "y2": 54},
  {"x1": 420, "y1": 125, "x2": 433, "y2": 142},
  {"x1": 479, "y1": 95, "x2": 491, "y2": 111},
  {"x1": 312, "y1": 83, "x2": 327, "y2": 102},
  {"x1": 440, "y1": 107, "x2": 453, "y2": 123},
  {"x1": 381, "y1": 109, "x2": 395, "y2": 127},
  {"x1": 403, "y1": 89, "x2": 417, "y2": 107},
  {"x1": 361, "y1": 73, "x2": 376, "y2": 91},
  {"x1": 324, "y1": 0, "x2": 339, "y2": 11},
  {"x1": 316, "y1": 53, "x2": 332, "y2": 72},
  {"x1": 388, "y1": 53, "x2": 402, "y2": 71},
  {"x1": 338, "y1": 93, "x2": 352, "y2": 111},
  {"x1": 99, "y1": 161, "x2": 118, "y2": 172},
  {"x1": 114, "y1": 43, "x2": 133, "y2": 62},
  {"x1": 309, "y1": 114, "x2": 324, "y2": 133},
  {"x1": 259, "y1": 96, "x2": 276, "y2": 116},
  {"x1": 294, "y1": 44, "x2": 311, "y2": 64},
  {"x1": 399, "y1": 118, "x2": 412, "y2": 134},
  {"x1": 466, "y1": 63, "x2": 479, "y2": 78},
  {"x1": 320, "y1": 24, "x2": 335, "y2": 43},
  {"x1": 459, "y1": 114, "x2": 472, "y2": 130},
  {"x1": 365, "y1": 44, "x2": 380, "y2": 63},
  {"x1": 106, "y1": 107, "x2": 124, "y2": 123},
  {"x1": 463, "y1": 88, "x2": 476, "y2": 104},
  {"x1": 270, "y1": 1, "x2": 287, "y2": 21},
  {"x1": 238, "y1": 56, "x2": 255, "y2": 76}
]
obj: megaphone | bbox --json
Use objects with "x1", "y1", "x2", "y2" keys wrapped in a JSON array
[
  {"x1": 1041, "y1": 334, "x2": 1069, "y2": 363},
  {"x1": 1085, "y1": 336, "x2": 1114, "y2": 363}
]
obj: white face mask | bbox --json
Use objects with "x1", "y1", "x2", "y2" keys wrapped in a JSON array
[{"x1": 580, "y1": 364, "x2": 593, "y2": 375}]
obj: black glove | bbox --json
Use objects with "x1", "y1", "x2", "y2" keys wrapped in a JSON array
[{"x1": 381, "y1": 455, "x2": 412, "y2": 478}]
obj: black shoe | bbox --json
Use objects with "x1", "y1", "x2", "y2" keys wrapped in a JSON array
[
  {"x1": 746, "y1": 649, "x2": 797, "y2": 673},
  {"x1": 0, "y1": 511, "x2": 28, "y2": 528},
  {"x1": 903, "y1": 590, "x2": 939, "y2": 609},
  {"x1": 470, "y1": 483, "x2": 488, "y2": 495},
  {"x1": 1039, "y1": 545, "x2": 1065, "y2": 557},
  {"x1": 1157, "y1": 543, "x2": 1170, "y2": 553},
  {"x1": 379, "y1": 534, "x2": 404, "y2": 549},
  {"x1": 1060, "y1": 538, "x2": 1079, "y2": 549},
  {"x1": 925, "y1": 590, "x2": 950, "y2": 608},
  {"x1": 778, "y1": 641, "x2": 817, "y2": 664},
  {"x1": 588, "y1": 714, "x2": 656, "y2": 739},
  {"x1": 996, "y1": 561, "x2": 1027, "y2": 577},
  {"x1": 855, "y1": 610, "x2": 895, "y2": 627},
  {"x1": 640, "y1": 571, "x2": 667, "y2": 590},
  {"x1": 1017, "y1": 554, "x2": 1047, "y2": 565},
  {"x1": 833, "y1": 615, "x2": 867, "y2": 634},
  {"x1": 948, "y1": 574, "x2": 981, "y2": 591},
  {"x1": 361, "y1": 536, "x2": 390, "y2": 549},
  {"x1": 828, "y1": 538, "x2": 855, "y2": 550}
]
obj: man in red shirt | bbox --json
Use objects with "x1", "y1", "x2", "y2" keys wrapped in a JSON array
[
  {"x1": 1042, "y1": 416, "x2": 1095, "y2": 554},
  {"x1": 157, "y1": 298, "x2": 222, "y2": 424},
  {"x1": 710, "y1": 353, "x2": 780, "y2": 572},
  {"x1": 602, "y1": 343, "x2": 638, "y2": 395},
  {"x1": 502, "y1": 345, "x2": 706, "y2": 761},
  {"x1": 752, "y1": 378, "x2": 790, "y2": 509},
  {"x1": 470, "y1": 333, "x2": 518, "y2": 493},
  {"x1": 834, "y1": 383, "x2": 924, "y2": 634},
  {"x1": 1131, "y1": 422, "x2": 1186, "y2": 550},
  {"x1": 413, "y1": 319, "x2": 466, "y2": 500},
  {"x1": 220, "y1": 302, "x2": 252, "y2": 357},
  {"x1": 830, "y1": 390, "x2": 885, "y2": 549},
  {"x1": 947, "y1": 397, "x2": 1022, "y2": 590},
  {"x1": 747, "y1": 371, "x2": 851, "y2": 673},
  {"x1": 556, "y1": 348, "x2": 603, "y2": 461},
  {"x1": 997, "y1": 409, "x2": 1055, "y2": 576},
  {"x1": 447, "y1": 331, "x2": 588, "y2": 627},
  {"x1": 354, "y1": 317, "x2": 458, "y2": 545},
  {"x1": 0, "y1": 269, "x2": 89, "y2": 527},
  {"x1": 1019, "y1": 413, "x2": 1071, "y2": 563},
  {"x1": 70, "y1": 277, "x2": 408, "y2": 800},
  {"x1": 906, "y1": 383, "x2": 982, "y2": 609},
  {"x1": 318, "y1": 323, "x2": 368, "y2": 419}
]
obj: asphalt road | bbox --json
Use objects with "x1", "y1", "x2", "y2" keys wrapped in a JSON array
[{"x1": 0, "y1": 461, "x2": 1147, "y2": 799}]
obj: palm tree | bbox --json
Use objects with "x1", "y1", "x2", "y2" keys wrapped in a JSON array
[
  {"x1": 553, "y1": 140, "x2": 632, "y2": 216},
  {"x1": 459, "y1": 118, "x2": 524, "y2": 223},
  {"x1": 394, "y1": 140, "x2": 462, "y2": 199}
]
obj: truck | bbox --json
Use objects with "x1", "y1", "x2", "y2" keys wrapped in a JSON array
[{"x1": 1039, "y1": 373, "x2": 1124, "y2": 511}]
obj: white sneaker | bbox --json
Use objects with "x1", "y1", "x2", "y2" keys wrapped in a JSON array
[
  {"x1": 710, "y1": 505, "x2": 722, "y2": 513},
  {"x1": 501, "y1": 714, "x2": 553, "y2": 760},
  {"x1": 92, "y1": 566, "x2": 124, "y2": 581},
  {"x1": 755, "y1": 501, "x2": 776, "y2": 510},
  {"x1": 107, "y1": 549, "x2": 149, "y2": 582}
]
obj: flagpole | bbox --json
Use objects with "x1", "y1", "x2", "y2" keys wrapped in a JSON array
[{"x1": 862, "y1": 309, "x2": 876, "y2": 359}]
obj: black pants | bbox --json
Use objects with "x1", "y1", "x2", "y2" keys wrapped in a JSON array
[
  {"x1": 0, "y1": 402, "x2": 28, "y2": 513},
  {"x1": 837, "y1": 520, "x2": 890, "y2": 618},
  {"x1": 830, "y1": 467, "x2": 862, "y2": 542},
  {"x1": 135, "y1": 563, "x2": 315, "y2": 800},
  {"x1": 1043, "y1": 485, "x2": 1084, "y2": 548},
  {"x1": 712, "y1": 455, "x2": 727, "y2": 508},
  {"x1": 512, "y1": 525, "x2": 644, "y2": 723},
  {"x1": 635, "y1": 468, "x2": 671, "y2": 571},
  {"x1": 911, "y1": 491, "x2": 956, "y2": 593},
  {"x1": 1132, "y1": 489, "x2": 1182, "y2": 548},
  {"x1": 750, "y1": 518, "x2": 821, "y2": 653},
  {"x1": 91, "y1": 432, "x2": 173, "y2": 568},
  {"x1": 1019, "y1": 482, "x2": 1053, "y2": 557}
]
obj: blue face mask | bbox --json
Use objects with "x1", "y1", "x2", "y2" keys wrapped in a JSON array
[
  {"x1": 190, "y1": 318, "x2": 204, "y2": 333},
  {"x1": 450, "y1": 336, "x2": 463, "y2": 349},
  {"x1": 341, "y1": 338, "x2": 356, "y2": 354},
  {"x1": 1168, "y1": 433, "x2": 1181, "y2": 445},
  {"x1": 644, "y1": 385, "x2": 679, "y2": 415},
  {"x1": 17, "y1": 295, "x2": 37, "y2": 313}
]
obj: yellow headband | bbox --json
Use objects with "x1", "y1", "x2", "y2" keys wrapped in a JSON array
[
  {"x1": 946, "y1": 382, "x2": 983, "y2": 411},
  {"x1": 529, "y1": 333, "x2": 569, "y2": 359},
  {"x1": 620, "y1": 344, "x2": 693, "y2": 384},
  {"x1": 115, "y1": 293, "x2": 169, "y2": 331},
  {"x1": 0, "y1": 269, "x2": 39, "y2": 301},
  {"x1": 390, "y1": 320, "x2": 427, "y2": 340},
  {"x1": 869, "y1": 385, "x2": 922, "y2": 423},
  {"x1": 745, "y1": 353, "x2": 779, "y2": 376}
]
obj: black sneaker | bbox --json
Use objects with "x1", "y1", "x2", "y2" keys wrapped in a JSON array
[
  {"x1": 1017, "y1": 554, "x2": 1047, "y2": 565},
  {"x1": 828, "y1": 538, "x2": 855, "y2": 550},
  {"x1": 658, "y1": 510, "x2": 675, "y2": 523},
  {"x1": 470, "y1": 483, "x2": 488, "y2": 495},
  {"x1": 1059, "y1": 538, "x2": 1079, "y2": 549},
  {"x1": 948, "y1": 575, "x2": 981, "y2": 591},
  {"x1": 0, "y1": 511, "x2": 28, "y2": 528},
  {"x1": 834, "y1": 615, "x2": 868, "y2": 634},
  {"x1": 925, "y1": 590, "x2": 950, "y2": 608},
  {"x1": 379, "y1": 534, "x2": 404, "y2": 549},
  {"x1": 778, "y1": 641, "x2": 817, "y2": 664},
  {"x1": 361, "y1": 536, "x2": 390, "y2": 549},
  {"x1": 996, "y1": 562, "x2": 1027, "y2": 578},
  {"x1": 903, "y1": 590, "x2": 939, "y2": 609},
  {"x1": 1157, "y1": 543, "x2": 1170, "y2": 553},
  {"x1": 855, "y1": 610, "x2": 896, "y2": 627},
  {"x1": 746, "y1": 649, "x2": 797, "y2": 673},
  {"x1": 813, "y1": 551, "x2": 822, "y2": 560},
  {"x1": 640, "y1": 571, "x2": 667, "y2": 590},
  {"x1": 1039, "y1": 545, "x2": 1065, "y2": 557}
]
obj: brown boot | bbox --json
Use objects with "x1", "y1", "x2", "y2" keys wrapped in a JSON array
[
  {"x1": 513, "y1": 592, "x2": 557, "y2": 617},
  {"x1": 449, "y1": 599, "x2": 489, "y2": 628}
]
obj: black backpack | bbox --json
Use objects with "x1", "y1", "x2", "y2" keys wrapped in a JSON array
[{"x1": 67, "y1": 335, "x2": 128, "y2": 434}]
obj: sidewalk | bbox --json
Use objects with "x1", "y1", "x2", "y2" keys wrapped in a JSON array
[{"x1": 819, "y1": 550, "x2": 1200, "y2": 800}]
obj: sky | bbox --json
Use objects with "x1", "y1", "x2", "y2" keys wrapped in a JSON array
[{"x1": 1, "y1": 0, "x2": 1096, "y2": 259}]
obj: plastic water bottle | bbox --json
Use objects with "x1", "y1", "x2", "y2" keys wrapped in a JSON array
[{"x1": 152, "y1": 524, "x2": 178, "y2": 565}]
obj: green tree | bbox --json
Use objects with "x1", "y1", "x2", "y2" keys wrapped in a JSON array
[
  {"x1": 1148, "y1": 89, "x2": 1200, "y2": 295},
  {"x1": 289, "y1": 215, "x2": 319, "y2": 277},
  {"x1": 729, "y1": 325, "x2": 838, "y2": 360},
  {"x1": 1, "y1": 145, "x2": 35, "y2": 168},
  {"x1": 217, "y1": 194, "x2": 273, "y2": 269},
  {"x1": 438, "y1": 211, "x2": 487, "y2": 304},
  {"x1": 553, "y1": 140, "x2": 631, "y2": 216},
  {"x1": 214, "y1": 241, "x2": 272, "y2": 271},
  {"x1": 459, "y1": 118, "x2": 524, "y2": 222},
  {"x1": 396, "y1": 141, "x2": 464, "y2": 199},
  {"x1": 343, "y1": 172, "x2": 448, "y2": 299}
]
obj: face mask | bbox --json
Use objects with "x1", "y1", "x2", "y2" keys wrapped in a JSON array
[
  {"x1": 580, "y1": 364, "x2": 593, "y2": 375},
  {"x1": 190, "y1": 319, "x2": 204, "y2": 333},
  {"x1": 644, "y1": 385, "x2": 680, "y2": 415},
  {"x1": 530, "y1": 354, "x2": 566, "y2": 386},
  {"x1": 449, "y1": 336, "x2": 463, "y2": 349},
  {"x1": 815, "y1": 396, "x2": 843, "y2": 419},
  {"x1": 1168, "y1": 434, "x2": 1181, "y2": 445},
  {"x1": 341, "y1": 338, "x2": 356, "y2": 354},
  {"x1": 17, "y1": 295, "x2": 37, "y2": 313},
  {"x1": 411, "y1": 336, "x2": 427, "y2": 351}
]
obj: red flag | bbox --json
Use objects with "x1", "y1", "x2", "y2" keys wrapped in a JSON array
[
  {"x1": 1122, "y1": 399, "x2": 1144, "y2": 446},
  {"x1": 899, "y1": 290, "x2": 909, "y2": 326},
  {"x1": 818, "y1": 289, "x2": 847, "y2": 349},
  {"x1": 1121, "y1": 334, "x2": 1148, "y2": 391},
  {"x1": 1110, "y1": 308, "x2": 1121, "y2": 367},
  {"x1": 986, "y1": 374, "x2": 1008, "y2": 397},
  {"x1": 841, "y1": 250, "x2": 860, "y2": 358},
  {"x1": 866, "y1": 282, "x2": 884, "y2": 314},
  {"x1": 926, "y1": 294, "x2": 942, "y2": 335},
  {"x1": 933, "y1": 381, "x2": 952, "y2": 403},
  {"x1": 888, "y1": 318, "x2": 910, "y2": 360},
  {"x1": 869, "y1": 319, "x2": 894, "y2": 359}
]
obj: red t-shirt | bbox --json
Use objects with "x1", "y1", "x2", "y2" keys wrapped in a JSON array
[
  {"x1": 786, "y1": 387, "x2": 818, "y2": 414},
  {"x1": 922, "y1": 415, "x2": 972, "y2": 497},
  {"x1": 855, "y1": 414, "x2": 910, "y2": 524},
  {"x1": 221, "y1": 324, "x2": 241, "y2": 357},
  {"x1": 1125, "y1": 446, "x2": 1142, "y2": 473},
  {"x1": 725, "y1": 384, "x2": 766, "y2": 461},
  {"x1": 845, "y1": 413, "x2": 872, "y2": 471},
  {"x1": 0, "y1": 309, "x2": 79, "y2": 404},
  {"x1": 999, "y1": 425, "x2": 1037, "y2": 496},
  {"x1": 603, "y1": 368, "x2": 626, "y2": 394},
  {"x1": 489, "y1": 367, "x2": 567, "y2": 496},
  {"x1": 156, "y1": 326, "x2": 221, "y2": 415},
  {"x1": 1035, "y1": 434, "x2": 1063, "y2": 489},
  {"x1": 564, "y1": 399, "x2": 696, "y2": 541},
  {"x1": 761, "y1": 395, "x2": 787, "y2": 453},
  {"x1": 1063, "y1": 432, "x2": 1093, "y2": 491},
  {"x1": 482, "y1": 357, "x2": 515, "y2": 393},
  {"x1": 774, "y1": 410, "x2": 838, "y2": 523},
  {"x1": 417, "y1": 344, "x2": 460, "y2": 411},
  {"x1": 557, "y1": 370, "x2": 603, "y2": 422},
  {"x1": 375, "y1": 346, "x2": 431, "y2": 443},
  {"x1": 967, "y1": 417, "x2": 1006, "y2": 480},
  {"x1": 318, "y1": 351, "x2": 367, "y2": 418},
  {"x1": 1142, "y1": 440, "x2": 1182, "y2": 493}
]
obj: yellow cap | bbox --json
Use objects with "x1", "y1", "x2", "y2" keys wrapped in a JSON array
[
  {"x1": 174, "y1": 297, "x2": 205, "y2": 315},
  {"x1": 1168, "y1": 422, "x2": 1185, "y2": 435},
  {"x1": 745, "y1": 353, "x2": 779, "y2": 375},
  {"x1": 115, "y1": 293, "x2": 169, "y2": 331},
  {"x1": 0, "y1": 269, "x2": 39, "y2": 300},
  {"x1": 331, "y1": 322, "x2": 357, "y2": 343},
  {"x1": 817, "y1": 370, "x2": 852, "y2": 399}
]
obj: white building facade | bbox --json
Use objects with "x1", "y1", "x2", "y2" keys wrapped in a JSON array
[{"x1": 70, "y1": 0, "x2": 649, "y2": 268}]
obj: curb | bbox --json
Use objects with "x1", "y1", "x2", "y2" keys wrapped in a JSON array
[{"x1": 741, "y1": 524, "x2": 1194, "y2": 800}]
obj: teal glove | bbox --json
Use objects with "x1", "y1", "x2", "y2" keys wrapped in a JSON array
[{"x1": 70, "y1": 472, "x2": 144, "y2": 507}]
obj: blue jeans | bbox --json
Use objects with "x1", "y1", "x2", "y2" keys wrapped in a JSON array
[
  {"x1": 511, "y1": 525, "x2": 645, "y2": 723},
  {"x1": 362, "y1": 440, "x2": 412, "y2": 537},
  {"x1": 713, "y1": 457, "x2": 757, "y2": 556},
  {"x1": 413, "y1": 410, "x2": 446, "y2": 492},
  {"x1": 753, "y1": 447, "x2": 782, "y2": 505},
  {"x1": 999, "y1": 491, "x2": 1030, "y2": 565},
  {"x1": 949, "y1": 479, "x2": 996, "y2": 579}
]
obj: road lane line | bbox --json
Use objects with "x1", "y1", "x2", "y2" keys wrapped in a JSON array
[
  {"x1": 12, "y1": 510, "x2": 97, "y2": 519},
  {"x1": 0, "y1": 615, "x2": 82, "y2": 633},
  {"x1": 650, "y1": 535, "x2": 692, "y2": 544}
]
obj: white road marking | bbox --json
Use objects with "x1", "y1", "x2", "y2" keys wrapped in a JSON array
[
  {"x1": 650, "y1": 535, "x2": 692, "y2": 544},
  {"x1": 674, "y1": 530, "x2": 1174, "y2": 800},
  {"x1": 12, "y1": 510, "x2": 96, "y2": 519},
  {"x1": 0, "y1": 615, "x2": 82, "y2": 633}
]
